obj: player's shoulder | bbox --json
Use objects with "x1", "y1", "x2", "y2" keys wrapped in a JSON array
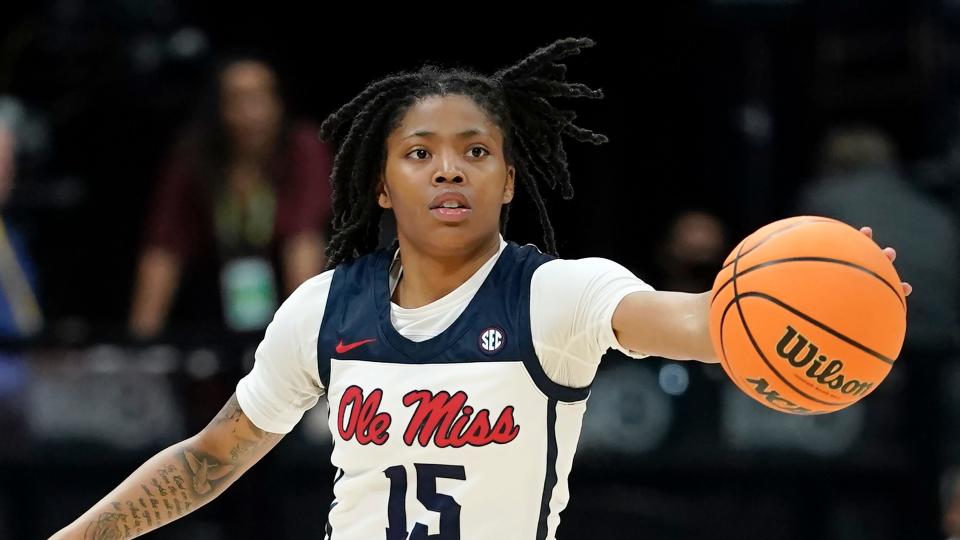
[
  {"x1": 505, "y1": 242, "x2": 640, "y2": 287},
  {"x1": 534, "y1": 255, "x2": 635, "y2": 280},
  {"x1": 276, "y1": 269, "x2": 335, "y2": 320},
  {"x1": 291, "y1": 268, "x2": 335, "y2": 296}
]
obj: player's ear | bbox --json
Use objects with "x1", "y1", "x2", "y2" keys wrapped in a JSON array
[
  {"x1": 377, "y1": 175, "x2": 392, "y2": 209},
  {"x1": 502, "y1": 166, "x2": 515, "y2": 204}
]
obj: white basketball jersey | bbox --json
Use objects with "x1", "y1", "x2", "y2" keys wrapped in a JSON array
[{"x1": 317, "y1": 242, "x2": 590, "y2": 540}]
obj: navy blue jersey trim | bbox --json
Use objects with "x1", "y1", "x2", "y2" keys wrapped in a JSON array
[
  {"x1": 325, "y1": 470, "x2": 344, "y2": 539},
  {"x1": 375, "y1": 244, "x2": 517, "y2": 362},
  {"x1": 519, "y1": 354, "x2": 591, "y2": 402},
  {"x1": 325, "y1": 510, "x2": 334, "y2": 540},
  {"x1": 536, "y1": 399, "x2": 559, "y2": 540},
  {"x1": 316, "y1": 262, "x2": 352, "y2": 390}
]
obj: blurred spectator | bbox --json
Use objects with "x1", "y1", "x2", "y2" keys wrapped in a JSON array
[
  {"x1": 654, "y1": 210, "x2": 729, "y2": 293},
  {"x1": 0, "y1": 105, "x2": 42, "y2": 338},
  {"x1": 796, "y1": 126, "x2": 960, "y2": 351},
  {"x1": 947, "y1": 472, "x2": 960, "y2": 539},
  {"x1": 130, "y1": 57, "x2": 333, "y2": 338}
]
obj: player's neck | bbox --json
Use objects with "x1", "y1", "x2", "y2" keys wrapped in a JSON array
[{"x1": 392, "y1": 235, "x2": 501, "y2": 309}]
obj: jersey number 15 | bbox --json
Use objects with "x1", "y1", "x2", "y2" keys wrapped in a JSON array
[{"x1": 384, "y1": 463, "x2": 466, "y2": 540}]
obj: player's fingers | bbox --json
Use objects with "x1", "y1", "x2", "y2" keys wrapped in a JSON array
[
  {"x1": 883, "y1": 247, "x2": 896, "y2": 263},
  {"x1": 860, "y1": 226, "x2": 873, "y2": 239},
  {"x1": 903, "y1": 282, "x2": 913, "y2": 297}
]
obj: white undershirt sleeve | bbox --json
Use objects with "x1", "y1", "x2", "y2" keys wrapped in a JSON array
[
  {"x1": 235, "y1": 271, "x2": 331, "y2": 434},
  {"x1": 531, "y1": 258, "x2": 655, "y2": 389}
]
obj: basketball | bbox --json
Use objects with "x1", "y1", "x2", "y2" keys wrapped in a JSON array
[{"x1": 708, "y1": 216, "x2": 908, "y2": 415}]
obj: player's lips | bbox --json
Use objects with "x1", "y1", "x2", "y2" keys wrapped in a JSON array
[
  {"x1": 428, "y1": 191, "x2": 471, "y2": 210},
  {"x1": 428, "y1": 191, "x2": 472, "y2": 222}
]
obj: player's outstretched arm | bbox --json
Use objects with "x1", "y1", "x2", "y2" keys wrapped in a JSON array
[
  {"x1": 49, "y1": 393, "x2": 282, "y2": 539},
  {"x1": 611, "y1": 227, "x2": 911, "y2": 365},
  {"x1": 612, "y1": 290, "x2": 718, "y2": 363}
]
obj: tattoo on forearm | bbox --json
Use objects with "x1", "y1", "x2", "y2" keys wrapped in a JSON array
[
  {"x1": 210, "y1": 396, "x2": 274, "y2": 441},
  {"x1": 83, "y1": 510, "x2": 127, "y2": 540},
  {"x1": 210, "y1": 399, "x2": 245, "y2": 431},
  {"x1": 182, "y1": 449, "x2": 234, "y2": 495},
  {"x1": 82, "y1": 501, "x2": 144, "y2": 540},
  {"x1": 125, "y1": 501, "x2": 142, "y2": 531},
  {"x1": 157, "y1": 464, "x2": 190, "y2": 513},
  {"x1": 139, "y1": 498, "x2": 152, "y2": 528},
  {"x1": 151, "y1": 478, "x2": 166, "y2": 497},
  {"x1": 81, "y1": 397, "x2": 279, "y2": 538}
]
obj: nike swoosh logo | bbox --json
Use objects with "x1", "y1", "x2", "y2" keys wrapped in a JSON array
[{"x1": 335, "y1": 338, "x2": 376, "y2": 354}]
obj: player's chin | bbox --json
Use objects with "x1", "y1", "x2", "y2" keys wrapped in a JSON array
[{"x1": 425, "y1": 224, "x2": 492, "y2": 251}]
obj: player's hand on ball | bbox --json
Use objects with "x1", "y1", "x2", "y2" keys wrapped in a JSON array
[{"x1": 859, "y1": 226, "x2": 912, "y2": 297}]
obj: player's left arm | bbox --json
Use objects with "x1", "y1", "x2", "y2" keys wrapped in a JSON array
[{"x1": 612, "y1": 227, "x2": 911, "y2": 364}]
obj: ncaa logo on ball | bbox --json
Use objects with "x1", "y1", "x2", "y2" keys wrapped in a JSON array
[{"x1": 479, "y1": 327, "x2": 506, "y2": 355}]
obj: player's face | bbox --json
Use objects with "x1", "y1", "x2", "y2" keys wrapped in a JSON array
[{"x1": 381, "y1": 94, "x2": 515, "y2": 257}]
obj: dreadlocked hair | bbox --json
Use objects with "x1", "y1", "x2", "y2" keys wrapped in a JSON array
[{"x1": 319, "y1": 37, "x2": 608, "y2": 268}]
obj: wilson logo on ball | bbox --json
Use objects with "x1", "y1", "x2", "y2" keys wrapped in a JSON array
[{"x1": 775, "y1": 326, "x2": 875, "y2": 397}]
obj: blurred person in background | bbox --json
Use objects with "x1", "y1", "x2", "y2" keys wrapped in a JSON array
[
  {"x1": 796, "y1": 126, "x2": 960, "y2": 351},
  {"x1": 0, "y1": 101, "x2": 42, "y2": 338},
  {"x1": 654, "y1": 210, "x2": 729, "y2": 293},
  {"x1": 947, "y1": 471, "x2": 960, "y2": 539},
  {"x1": 0, "y1": 100, "x2": 40, "y2": 476},
  {"x1": 129, "y1": 56, "x2": 333, "y2": 338}
]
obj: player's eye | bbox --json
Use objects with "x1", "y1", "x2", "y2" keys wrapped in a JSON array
[{"x1": 468, "y1": 147, "x2": 490, "y2": 158}]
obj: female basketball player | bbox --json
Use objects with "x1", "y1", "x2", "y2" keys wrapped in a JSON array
[{"x1": 52, "y1": 37, "x2": 910, "y2": 540}]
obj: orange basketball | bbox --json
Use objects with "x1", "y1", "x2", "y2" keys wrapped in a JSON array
[{"x1": 708, "y1": 216, "x2": 907, "y2": 415}]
